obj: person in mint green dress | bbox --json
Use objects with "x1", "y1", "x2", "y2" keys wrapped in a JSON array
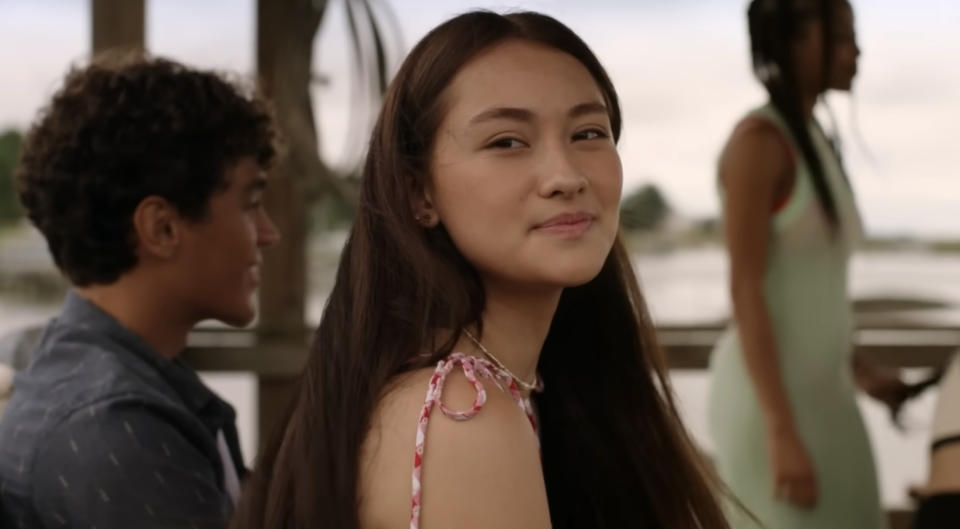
[{"x1": 708, "y1": 1, "x2": 910, "y2": 527}]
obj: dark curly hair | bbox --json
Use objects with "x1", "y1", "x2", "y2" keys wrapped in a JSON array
[{"x1": 16, "y1": 54, "x2": 279, "y2": 286}]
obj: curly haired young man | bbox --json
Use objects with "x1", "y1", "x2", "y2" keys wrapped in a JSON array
[{"x1": 0, "y1": 55, "x2": 280, "y2": 529}]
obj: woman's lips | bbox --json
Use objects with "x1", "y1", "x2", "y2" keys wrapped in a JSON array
[{"x1": 533, "y1": 212, "x2": 595, "y2": 237}]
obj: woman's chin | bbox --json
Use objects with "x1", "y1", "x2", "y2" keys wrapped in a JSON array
[{"x1": 542, "y1": 261, "x2": 607, "y2": 288}]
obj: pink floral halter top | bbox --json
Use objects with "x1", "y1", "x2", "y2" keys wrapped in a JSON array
[{"x1": 409, "y1": 352, "x2": 540, "y2": 529}]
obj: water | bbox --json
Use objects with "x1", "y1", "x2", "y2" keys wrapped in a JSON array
[
  {"x1": 1, "y1": 247, "x2": 958, "y2": 507},
  {"x1": 634, "y1": 247, "x2": 960, "y2": 325}
]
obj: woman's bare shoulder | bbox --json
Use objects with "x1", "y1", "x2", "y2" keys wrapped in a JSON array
[
  {"x1": 721, "y1": 118, "x2": 793, "y2": 185},
  {"x1": 415, "y1": 361, "x2": 549, "y2": 528},
  {"x1": 358, "y1": 359, "x2": 550, "y2": 529},
  {"x1": 359, "y1": 366, "x2": 436, "y2": 529}
]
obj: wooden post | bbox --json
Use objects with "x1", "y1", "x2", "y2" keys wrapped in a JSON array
[
  {"x1": 92, "y1": 0, "x2": 145, "y2": 54},
  {"x1": 255, "y1": 0, "x2": 327, "y2": 448},
  {"x1": 256, "y1": 0, "x2": 327, "y2": 338}
]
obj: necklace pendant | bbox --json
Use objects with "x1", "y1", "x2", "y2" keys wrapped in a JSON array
[{"x1": 463, "y1": 329, "x2": 542, "y2": 393}]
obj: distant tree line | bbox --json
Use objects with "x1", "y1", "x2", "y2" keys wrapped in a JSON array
[
  {"x1": 0, "y1": 129, "x2": 23, "y2": 227},
  {"x1": 314, "y1": 181, "x2": 678, "y2": 234},
  {"x1": 620, "y1": 183, "x2": 671, "y2": 232}
]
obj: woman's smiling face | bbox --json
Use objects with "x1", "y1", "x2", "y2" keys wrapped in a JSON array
[{"x1": 424, "y1": 39, "x2": 623, "y2": 291}]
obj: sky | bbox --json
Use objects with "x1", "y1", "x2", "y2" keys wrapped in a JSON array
[{"x1": 0, "y1": 0, "x2": 957, "y2": 237}]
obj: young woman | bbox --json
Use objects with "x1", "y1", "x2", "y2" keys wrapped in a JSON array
[
  {"x1": 708, "y1": 1, "x2": 906, "y2": 527},
  {"x1": 233, "y1": 10, "x2": 730, "y2": 529}
]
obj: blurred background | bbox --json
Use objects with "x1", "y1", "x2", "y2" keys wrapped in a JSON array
[{"x1": 0, "y1": 0, "x2": 957, "y2": 520}]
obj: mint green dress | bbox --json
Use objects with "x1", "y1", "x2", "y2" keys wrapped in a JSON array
[{"x1": 707, "y1": 104, "x2": 885, "y2": 528}]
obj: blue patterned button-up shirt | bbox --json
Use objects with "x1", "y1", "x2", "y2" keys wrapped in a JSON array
[{"x1": 0, "y1": 291, "x2": 246, "y2": 528}]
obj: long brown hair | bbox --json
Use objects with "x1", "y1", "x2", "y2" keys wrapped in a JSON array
[{"x1": 233, "y1": 11, "x2": 729, "y2": 529}]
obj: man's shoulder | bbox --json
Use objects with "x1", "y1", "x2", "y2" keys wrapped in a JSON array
[
  {"x1": 0, "y1": 376, "x2": 232, "y2": 529},
  {"x1": 0, "y1": 363, "x2": 216, "y2": 495},
  {"x1": 0, "y1": 350, "x2": 188, "y2": 461},
  {"x1": 0, "y1": 355, "x2": 207, "y2": 526},
  {"x1": 0, "y1": 326, "x2": 191, "y2": 466},
  {"x1": 11, "y1": 335, "x2": 157, "y2": 408}
]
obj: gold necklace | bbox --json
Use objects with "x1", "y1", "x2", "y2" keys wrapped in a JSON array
[{"x1": 463, "y1": 329, "x2": 541, "y2": 392}]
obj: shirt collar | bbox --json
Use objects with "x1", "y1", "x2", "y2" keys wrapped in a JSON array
[{"x1": 57, "y1": 290, "x2": 234, "y2": 421}]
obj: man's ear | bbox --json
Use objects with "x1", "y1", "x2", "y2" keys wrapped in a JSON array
[
  {"x1": 411, "y1": 187, "x2": 440, "y2": 228},
  {"x1": 131, "y1": 196, "x2": 181, "y2": 260}
]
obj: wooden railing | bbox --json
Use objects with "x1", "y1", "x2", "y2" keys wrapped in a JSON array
[
  {"x1": 181, "y1": 323, "x2": 960, "y2": 373},
  {"x1": 657, "y1": 323, "x2": 960, "y2": 369},
  {"x1": 180, "y1": 323, "x2": 960, "y2": 529}
]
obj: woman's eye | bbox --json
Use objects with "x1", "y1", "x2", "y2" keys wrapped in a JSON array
[
  {"x1": 487, "y1": 137, "x2": 526, "y2": 150},
  {"x1": 574, "y1": 129, "x2": 609, "y2": 141}
]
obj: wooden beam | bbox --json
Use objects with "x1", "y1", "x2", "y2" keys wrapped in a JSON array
[
  {"x1": 658, "y1": 327, "x2": 959, "y2": 370},
  {"x1": 255, "y1": 0, "x2": 327, "y2": 337},
  {"x1": 92, "y1": 0, "x2": 145, "y2": 55},
  {"x1": 181, "y1": 332, "x2": 960, "y2": 375},
  {"x1": 253, "y1": 0, "x2": 328, "y2": 451},
  {"x1": 661, "y1": 342, "x2": 958, "y2": 370},
  {"x1": 182, "y1": 343, "x2": 308, "y2": 376}
]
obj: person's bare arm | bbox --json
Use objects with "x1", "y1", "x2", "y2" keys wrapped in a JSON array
[
  {"x1": 722, "y1": 124, "x2": 818, "y2": 508},
  {"x1": 722, "y1": 125, "x2": 795, "y2": 436}
]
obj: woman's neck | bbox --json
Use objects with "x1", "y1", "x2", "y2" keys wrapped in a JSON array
[
  {"x1": 465, "y1": 282, "x2": 562, "y2": 391},
  {"x1": 800, "y1": 88, "x2": 820, "y2": 119}
]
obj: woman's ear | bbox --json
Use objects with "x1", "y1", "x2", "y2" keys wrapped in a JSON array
[
  {"x1": 411, "y1": 188, "x2": 440, "y2": 228},
  {"x1": 131, "y1": 196, "x2": 181, "y2": 260}
]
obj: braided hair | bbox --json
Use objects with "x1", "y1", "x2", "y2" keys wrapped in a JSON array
[{"x1": 747, "y1": 0, "x2": 851, "y2": 229}]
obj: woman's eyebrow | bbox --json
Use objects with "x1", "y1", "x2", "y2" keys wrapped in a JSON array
[
  {"x1": 568, "y1": 101, "x2": 608, "y2": 119},
  {"x1": 467, "y1": 101, "x2": 608, "y2": 127},
  {"x1": 468, "y1": 106, "x2": 534, "y2": 126}
]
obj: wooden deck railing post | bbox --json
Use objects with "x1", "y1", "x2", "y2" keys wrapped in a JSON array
[
  {"x1": 253, "y1": 0, "x2": 327, "y2": 453},
  {"x1": 92, "y1": 0, "x2": 144, "y2": 55}
]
